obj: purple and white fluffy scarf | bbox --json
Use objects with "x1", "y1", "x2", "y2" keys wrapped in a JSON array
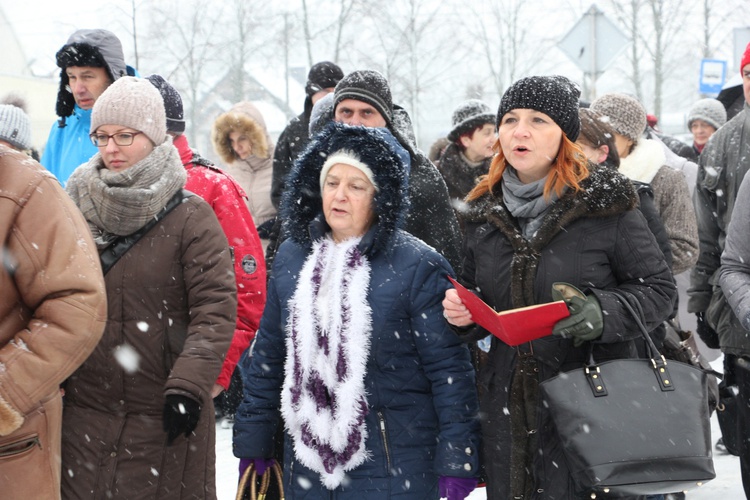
[{"x1": 281, "y1": 235, "x2": 372, "y2": 489}]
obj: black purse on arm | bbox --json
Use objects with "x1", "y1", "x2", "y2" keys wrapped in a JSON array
[{"x1": 539, "y1": 291, "x2": 716, "y2": 497}]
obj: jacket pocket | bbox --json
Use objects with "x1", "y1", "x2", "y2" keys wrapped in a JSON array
[
  {"x1": 376, "y1": 411, "x2": 393, "y2": 476},
  {"x1": 0, "y1": 434, "x2": 40, "y2": 458},
  {"x1": 0, "y1": 393, "x2": 60, "y2": 499}
]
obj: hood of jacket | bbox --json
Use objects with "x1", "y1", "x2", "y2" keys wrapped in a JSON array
[
  {"x1": 212, "y1": 101, "x2": 273, "y2": 164},
  {"x1": 280, "y1": 122, "x2": 410, "y2": 255}
]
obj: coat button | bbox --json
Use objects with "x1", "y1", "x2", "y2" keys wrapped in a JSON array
[{"x1": 110, "y1": 452, "x2": 117, "y2": 458}]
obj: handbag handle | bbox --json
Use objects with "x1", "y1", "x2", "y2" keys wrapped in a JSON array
[
  {"x1": 236, "y1": 461, "x2": 285, "y2": 500},
  {"x1": 583, "y1": 290, "x2": 674, "y2": 397}
]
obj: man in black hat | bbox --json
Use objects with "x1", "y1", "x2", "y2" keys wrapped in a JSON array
[
  {"x1": 41, "y1": 29, "x2": 136, "y2": 185},
  {"x1": 332, "y1": 69, "x2": 463, "y2": 272},
  {"x1": 270, "y1": 61, "x2": 344, "y2": 209}
]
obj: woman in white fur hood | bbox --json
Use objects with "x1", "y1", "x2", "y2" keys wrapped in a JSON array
[{"x1": 591, "y1": 93, "x2": 699, "y2": 275}]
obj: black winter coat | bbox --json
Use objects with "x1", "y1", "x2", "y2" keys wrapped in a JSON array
[{"x1": 459, "y1": 164, "x2": 676, "y2": 499}]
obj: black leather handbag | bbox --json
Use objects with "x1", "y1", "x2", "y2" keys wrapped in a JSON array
[{"x1": 539, "y1": 291, "x2": 716, "y2": 497}]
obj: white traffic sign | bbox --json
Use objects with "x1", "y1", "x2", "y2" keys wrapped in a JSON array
[{"x1": 558, "y1": 4, "x2": 630, "y2": 75}]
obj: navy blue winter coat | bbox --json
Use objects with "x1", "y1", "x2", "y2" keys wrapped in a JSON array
[{"x1": 233, "y1": 124, "x2": 480, "y2": 498}]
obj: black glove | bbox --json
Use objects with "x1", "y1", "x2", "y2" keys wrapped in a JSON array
[
  {"x1": 163, "y1": 394, "x2": 201, "y2": 445},
  {"x1": 695, "y1": 311, "x2": 720, "y2": 349},
  {"x1": 551, "y1": 283, "x2": 604, "y2": 347}
]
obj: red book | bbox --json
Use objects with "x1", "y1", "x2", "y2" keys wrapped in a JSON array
[{"x1": 447, "y1": 276, "x2": 570, "y2": 346}]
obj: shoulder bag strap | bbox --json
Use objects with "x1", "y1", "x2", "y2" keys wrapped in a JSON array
[{"x1": 99, "y1": 190, "x2": 192, "y2": 275}]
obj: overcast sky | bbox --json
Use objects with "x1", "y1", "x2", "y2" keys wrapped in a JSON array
[{"x1": 3, "y1": 1, "x2": 191, "y2": 77}]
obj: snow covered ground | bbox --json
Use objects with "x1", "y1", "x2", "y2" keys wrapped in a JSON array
[{"x1": 215, "y1": 356, "x2": 744, "y2": 499}]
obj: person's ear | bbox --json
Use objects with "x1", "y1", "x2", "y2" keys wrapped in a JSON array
[
  {"x1": 597, "y1": 145, "x2": 609, "y2": 164},
  {"x1": 459, "y1": 135, "x2": 471, "y2": 149}
]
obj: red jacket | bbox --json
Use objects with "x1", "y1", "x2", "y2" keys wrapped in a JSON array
[{"x1": 174, "y1": 134, "x2": 266, "y2": 388}]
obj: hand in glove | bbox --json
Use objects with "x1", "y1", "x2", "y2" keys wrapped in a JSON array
[
  {"x1": 239, "y1": 458, "x2": 275, "y2": 480},
  {"x1": 439, "y1": 476, "x2": 478, "y2": 500},
  {"x1": 695, "y1": 311, "x2": 720, "y2": 349},
  {"x1": 551, "y1": 282, "x2": 603, "y2": 347},
  {"x1": 163, "y1": 394, "x2": 201, "y2": 445}
]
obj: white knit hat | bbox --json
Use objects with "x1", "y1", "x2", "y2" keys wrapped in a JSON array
[
  {"x1": 319, "y1": 149, "x2": 378, "y2": 192},
  {"x1": 0, "y1": 104, "x2": 31, "y2": 150},
  {"x1": 687, "y1": 98, "x2": 727, "y2": 131},
  {"x1": 91, "y1": 76, "x2": 167, "y2": 145}
]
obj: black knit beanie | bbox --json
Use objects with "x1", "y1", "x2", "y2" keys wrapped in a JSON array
[
  {"x1": 497, "y1": 75, "x2": 581, "y2": 142},
  {"x1": 333, "y1": 70, "x2": 393, "y2": 124},
  {"x1": 305, "y1": 61, "x2": 344, "y2": 96},
  {"x1": 146, "y1": 74, "x2": 186, "y2": 134}
]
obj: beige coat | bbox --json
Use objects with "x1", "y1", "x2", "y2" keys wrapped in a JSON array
[
  {"x1": 60, "y1": 195, "x2": 237, "y2": 500},
  {"x1": 212, "y1": 101, "x2": 277, "y2": 250},
  {"x1": 0, "y1": 146, "x2": 107, "y2": 499}
]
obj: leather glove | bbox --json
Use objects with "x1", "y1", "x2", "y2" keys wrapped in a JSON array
[
  {"x1": 163, "y1": 394, "x2": 201, "y2": 445},
  {"x1": 551, "y1": 282, "x2": 603, "y2": 347},
  {"x1": 439, "y1": 476, "x2": 478, "y2": 500},
  {"x1": 696, "y1": 311, "x2": 720, "y2": 349}
]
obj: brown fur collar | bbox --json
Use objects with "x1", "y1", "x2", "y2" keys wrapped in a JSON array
[
  {"x1": 0, "y1": 393, "x2": 24, "y2": 436},
  {"x1": 464, "y1": 164, "x2": 637, "y2": 307},
  {"x1": 211, "y1": 112, "x2": 269, "y2": 164}
]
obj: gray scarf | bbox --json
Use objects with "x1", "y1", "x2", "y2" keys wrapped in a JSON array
[
  {"x1": 501, "y1": 167, "x2": 560, "y2": 240},
  {"x1": 66, "y1": 140, "x2": 187, "y2": 248}
]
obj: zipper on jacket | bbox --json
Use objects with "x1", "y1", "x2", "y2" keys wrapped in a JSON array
[
  {"x1": 0, "y1": 435, "x2": 40, "y2": 458},
  {"x1": 377, "y1": 411, "x2": 392, "y2": 475}
]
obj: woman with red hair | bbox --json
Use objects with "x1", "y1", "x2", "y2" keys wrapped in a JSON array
[{"x1": 442, "y1": 75, "x2": 676, "y2": 499}]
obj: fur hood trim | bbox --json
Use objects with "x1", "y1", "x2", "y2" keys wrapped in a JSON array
[
  {"x1": 211, "y1": 102, "x2": 270, "y2": 163},
  {"x1": 280, "y1": 122, "x2": 410, "y2": 254},
  {"x1": 619, "y1": 138, "x2": 666, "y2": 184}
]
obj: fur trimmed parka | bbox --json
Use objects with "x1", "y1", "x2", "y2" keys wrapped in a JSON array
[
  {"x1": 212, "y1": 102, "x2": 277, "y2": 249},
  {"x1": 233, "y1": 124, "x2": 481, "y2": 498}
]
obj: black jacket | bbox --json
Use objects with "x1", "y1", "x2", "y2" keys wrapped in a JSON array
[{"x1": 460, "y1": 164, "x2": 676, "y2": 499}]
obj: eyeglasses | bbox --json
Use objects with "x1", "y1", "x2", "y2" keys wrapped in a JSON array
[{"x1": 90, "y1": 131, "x2": 143, "y2": 147}]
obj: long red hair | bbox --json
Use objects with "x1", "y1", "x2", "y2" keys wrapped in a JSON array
[{"x1": 466, "y1": 134, "x2": 590, "y2": 202}]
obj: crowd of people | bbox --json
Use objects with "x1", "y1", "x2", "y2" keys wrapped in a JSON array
[{"x1": 1, "y1": 25, "x2": 749, "y2": 500}]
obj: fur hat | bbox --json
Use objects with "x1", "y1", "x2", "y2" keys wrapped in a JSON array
[
  {"x1": 91, "y1": 76, "x2": 167, "y2": 146},
  {"x1": 741, "y1": 41, "x2": 750, "y2": 73},
  {"x1": 448, "y1": 100, "x2": 495, "y2": 143},
  {"x1": 334, "y1": 70, "x2": 393, "y2": 124},
  {"x1": 211, "y1": 102, "x2": 270, "y2": 164},
  {"x1": 146, "y1": 74, "x2": 186, "y2": 134},
  {"x1": 55, "y1": 29, "x2": 127, "y2": 119},
  {"x1": 687, "y1": 98, "x2": 727, "y2": 131},
  {"x1": 0, "y1": 104, "x2": 32, "y2": 150},
  {"x1": 590, "y1": 93, "x2": 647, "y2": 143},
  {"x1": 281, "y1": 122, "x2": 410, "y2": 251},
  {"x1": 497, "y1": 75, "x2": 581, "y2": 141}
]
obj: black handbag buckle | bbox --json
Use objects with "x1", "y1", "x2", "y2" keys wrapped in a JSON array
[{"x1": 585, "y1": 365, "x2": 608, "y2": 397}]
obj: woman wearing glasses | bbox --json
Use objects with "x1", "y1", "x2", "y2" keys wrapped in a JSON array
[{"x1": 61, "y1": 77, "x2": 237, "y2": 500}]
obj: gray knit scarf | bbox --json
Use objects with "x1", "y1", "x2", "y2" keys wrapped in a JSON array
[
  {"x1": 502, "y1": 167, "x2": 560, "y2": 239},
  {"x1": 281, "y1": 235, "x2": 372, "y2": 490},
  {"x1": 66, "y1": 141, "x2": 187, "y2": 248}
]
